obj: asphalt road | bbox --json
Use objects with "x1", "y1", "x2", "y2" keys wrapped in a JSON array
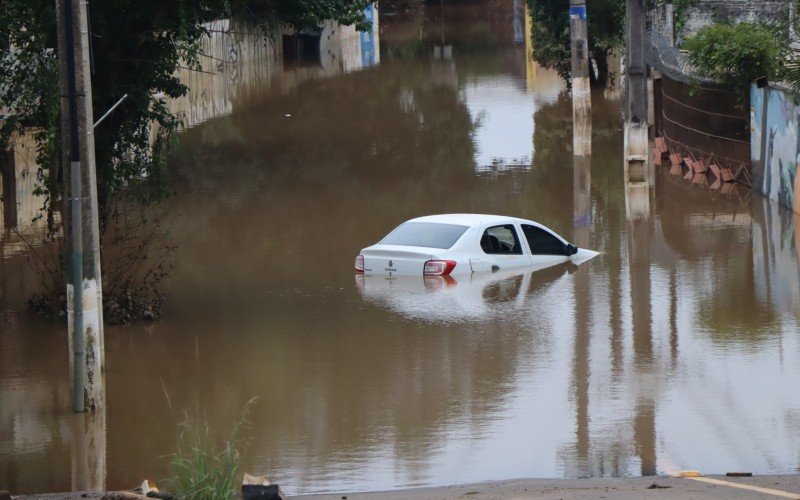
[
  {"x1": 10, "y1": 475, "x2": 800, "y2": 499},
  {"x1": 293, "y1": 475, "x2": 800, "y2": 499}
]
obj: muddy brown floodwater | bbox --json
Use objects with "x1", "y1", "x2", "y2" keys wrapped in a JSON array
[{"x1": 2, "y1": 2, "x2": 800, "y2": 496}]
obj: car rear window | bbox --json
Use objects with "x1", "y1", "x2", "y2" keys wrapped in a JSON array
[{"x1": 380, "y1": 222, "x2": 469, "y2": 249}]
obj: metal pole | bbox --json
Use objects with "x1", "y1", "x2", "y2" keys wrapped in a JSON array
[{"x1": 93, "y1": 94, "x2": 127, "y2": 129}]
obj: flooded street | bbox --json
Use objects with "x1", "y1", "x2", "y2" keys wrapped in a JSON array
[{"x1": 2, "y1": 2, "x2": 800, "y2": 495}]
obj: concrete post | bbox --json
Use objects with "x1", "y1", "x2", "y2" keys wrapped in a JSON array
[
  {"x1": 56, "y1": 0, "x2": 105, "y2": 413},
  {"x1": 624, "y1": 0, "x2": 650, "y2": 217},
  {"x1": 570, "y1": 0, "x2": 591, "y2": 157},
  {"x1": 663, "y1": 1, "x2": 674, "y2": 47},
  {"x1": 626, "y1": 0, "x2": 647, "y2": 125},
  {"x1": 56, "y1": 0, "x2": 106, "y2": 490}
]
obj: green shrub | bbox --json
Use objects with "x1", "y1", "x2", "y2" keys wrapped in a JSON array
[
  {"x1": 169, "y1": 399, "x2": 256, "y2": 499},
  {"x1": 683, "y1": 22, "x2": 785, "y2": 93}
]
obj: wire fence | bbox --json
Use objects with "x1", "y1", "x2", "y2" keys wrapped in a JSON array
[{"x1": 645, "y1": 27, "x2": 718, "y2": 86}]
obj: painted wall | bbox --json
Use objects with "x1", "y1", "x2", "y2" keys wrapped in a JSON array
[{"x1": 750, "y1": 83, "x2": 800, "y2": 214}]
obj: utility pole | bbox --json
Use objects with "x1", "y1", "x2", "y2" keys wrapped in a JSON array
[
  {"x1": 624, "y1": 0, "x2": 650, "y2": 219},
  {"x1": 57, "y1": 0, "x2": 106, "y2": 491},
  {"x1": 56, "y1": 0, "x2": 104, "y2": 415},
  {"x1": 570, "y1": 0, "x2": 591, "y2": 157}
]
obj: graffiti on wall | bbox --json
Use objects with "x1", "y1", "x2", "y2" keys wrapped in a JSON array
[{"x1": 751, "y1": 84, "x2": 800, "y2": 214}]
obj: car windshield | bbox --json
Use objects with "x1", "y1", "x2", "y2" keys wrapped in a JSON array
[{"x1": 380, "y1": 222, "x2": 469, "y2": 249}]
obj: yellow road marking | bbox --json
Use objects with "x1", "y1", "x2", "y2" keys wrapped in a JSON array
[{"x1": 687, "y1": 476, "x2": 800, "y2": 499}]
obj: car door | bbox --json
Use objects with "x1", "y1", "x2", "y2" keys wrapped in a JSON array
[
  {"x1": 520, "y1": 224, "x2": 570, "y2": 266},
  {"x1": 470, "y1": 223, "x2": 531, "y2": 272}
]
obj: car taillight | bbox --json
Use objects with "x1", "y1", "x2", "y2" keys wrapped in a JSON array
[
  {"x1": 355, "y1": 254, "x2": 365, "y2": 272},
  {"x1": 423, "y1": 260, "x2": 456, "y2": 276}
]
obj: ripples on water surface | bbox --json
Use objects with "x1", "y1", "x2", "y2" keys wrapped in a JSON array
[{"x1": 2, "y1": 2, "x2": 800, "y2": 495}]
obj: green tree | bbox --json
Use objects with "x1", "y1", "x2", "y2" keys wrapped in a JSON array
[
  {"x1": 683, "y1": 22, "x2": 786, "y2": 95},
  {"x1": 526, "y1": 0, "x2": 624, "y2": 86}
]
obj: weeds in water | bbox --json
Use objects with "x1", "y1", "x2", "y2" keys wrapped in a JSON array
[{"x1": 169, "y1": 398, "x2": 257, "y2": 499}]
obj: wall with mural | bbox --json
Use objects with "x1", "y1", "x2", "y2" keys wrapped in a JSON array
[{"x1": 751, "y1": 83, "x2": 800, "y2": 214}]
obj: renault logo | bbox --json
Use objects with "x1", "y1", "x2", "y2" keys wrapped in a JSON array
[{"x1": 388, "y1": 260, "x2": 393, "y2": 267}]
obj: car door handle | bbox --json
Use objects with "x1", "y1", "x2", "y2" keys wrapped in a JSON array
[{"x1": 491, "y1": 265, "x2": 500, "y2": 272}]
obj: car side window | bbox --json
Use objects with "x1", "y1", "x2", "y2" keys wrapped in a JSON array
[
  {"x1": 480, "y1": 225, "x2": 522, "y2": 255},
  {"x1": 522, "y1": 224, "x2": 567, "y2": 255}
]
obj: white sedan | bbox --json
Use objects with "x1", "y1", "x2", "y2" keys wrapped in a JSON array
[{"x1": 355, "y1": 214, "x2": 598, "y2": 277}]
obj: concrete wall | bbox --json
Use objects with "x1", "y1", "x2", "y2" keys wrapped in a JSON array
[
  {"x1": 750, "y1": 83, "x2": 800, "y2": 214},
  {"x1": 680, "y1": 0, "x2": 788, "y2": 41},
  {"x1": 0, "y1": 132, "x2": 49, "y2": 257},
  {"x1": 167, "y1": 19, "x2": 282, "y2": 130},
  {"x1": 170, "y1": 9, "x2": 380, "y2": 130}
]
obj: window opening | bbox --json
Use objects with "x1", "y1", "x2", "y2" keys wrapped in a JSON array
[{"x1": 480, "y1": 224, "x2": 522, "y2": 255}]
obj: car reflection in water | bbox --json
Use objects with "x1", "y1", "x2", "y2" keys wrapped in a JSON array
[{"x1": 356, "y1": 260, "x2": 585, "y2": 323}]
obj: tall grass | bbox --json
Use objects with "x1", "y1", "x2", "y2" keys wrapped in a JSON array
[{"x1": 169, "y1": 398, "x2": 257, "y2": 499}]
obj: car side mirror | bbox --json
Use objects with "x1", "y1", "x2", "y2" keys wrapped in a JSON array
[{"x1": 565, "y1": 243, "x2": 579, "y2": 256}]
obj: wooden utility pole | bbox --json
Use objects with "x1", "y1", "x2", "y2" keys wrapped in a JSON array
[
  {"x1": 570, "y1": 0, "x2": 591, "y2": 157},
  {"x1": 56, "y1": 0, "x2": 105, "y2": 413}
]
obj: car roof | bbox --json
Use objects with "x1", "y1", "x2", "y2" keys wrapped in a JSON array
[{"x1": 408, "y1": 213, "x2": 528, "y2": 227}]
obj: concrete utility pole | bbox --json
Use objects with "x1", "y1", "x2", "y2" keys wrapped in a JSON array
[
  {"x1": 56, "y1": 0, "x2": 105, "y2": 413},
  {"x1": 57, "y1": 0, "x2": 107, "y2": 492},
  {"x1": 624, "y1": 0, "x2": 650, "y2": 219},
  {"x1": 569, "y1": 0, "x2": 591, "y2": 157}
]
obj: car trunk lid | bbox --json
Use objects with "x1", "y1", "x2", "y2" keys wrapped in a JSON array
[{"x1": 361, "y1": 246, "x2": 437, "y2": 276}]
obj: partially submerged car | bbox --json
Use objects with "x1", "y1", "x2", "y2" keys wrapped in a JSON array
[{"x1": 355, "y1": 214, "x2": 598, "y2": 277}]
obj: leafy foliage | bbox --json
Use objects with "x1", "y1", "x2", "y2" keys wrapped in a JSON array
[
  {"x1": 525, "y1": 0, "x2": 624, "y2": 86},
  {"x1": 0, "y1": 1, "x2": 61, "y2": 230},
  {"x1": 683, "y1": 22, "x2": 787, "y2": 94},
  {"x1": 671, "y1": 0, "x2": 699, "y2": 38}
]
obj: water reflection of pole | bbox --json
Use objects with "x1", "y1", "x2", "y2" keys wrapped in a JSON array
[
  {"x1": 70, "y1": 411, "x2": 106, "y2": 491},
  {"x1": 625, "y1": 181, "x2": 657, "y2": 474},
  {"x1": 571, "y1": 159, "x2": 592, "y2": 476},
  {"x1": 569, "y1": 94, "x2": 592, "y2": 475},
  {"x1": 440, "y1": 0, "x2": 444, "y2": 47}
]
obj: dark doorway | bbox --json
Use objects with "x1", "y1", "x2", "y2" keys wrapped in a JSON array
[
  {"x1": 282, "y1": 33, "x2": 322, "y2": 68},
  {"x1": 1, "y1": 148, "x2": 16, "y2": 230}
]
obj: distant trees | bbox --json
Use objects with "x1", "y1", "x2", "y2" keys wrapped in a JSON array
[{"x1": 525, "y1": 0, "x2": 624, "y2": 86}]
